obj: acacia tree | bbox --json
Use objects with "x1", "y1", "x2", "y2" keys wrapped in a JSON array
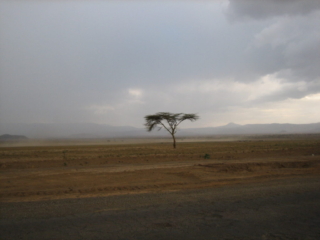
[{"x1": 144, "y1": 112, "x2": 199, "y2": 149}]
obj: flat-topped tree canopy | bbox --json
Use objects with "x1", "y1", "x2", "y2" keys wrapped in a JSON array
[{"x1": 144, "y1": 112, "x2": 199, "y2": 148}]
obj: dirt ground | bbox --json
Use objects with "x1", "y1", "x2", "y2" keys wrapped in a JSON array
[
  {"x1": 1, "y1": 135, "x2": 320, "y2": 239},
  {"x1": 1, "y1": 134, "x2": 319, "y2": 202}
]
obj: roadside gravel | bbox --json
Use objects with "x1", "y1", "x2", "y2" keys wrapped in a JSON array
[{"x1": 1, "y1": 176, "x2": 320, "y2": 240}]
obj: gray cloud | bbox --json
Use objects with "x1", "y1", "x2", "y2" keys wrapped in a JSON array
[
  {"x1": 226, "y1": 0, "x2": 320, "y2": 103},
  {"x1": 250, "y1": 12, "x2": 320, "y2": 82},
  {"x1": 0, "y1": 1, "x2": 319, "y2": 130},
  {"x1": 251, "y1": 80, "x2": 320, "y2": 104},
  {"x1": 226, "y1": 0, "x2": 320, "y2": 20}
]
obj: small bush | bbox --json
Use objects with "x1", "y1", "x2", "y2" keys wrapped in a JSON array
[{"x1": 204, "y1": 153, "x2": 210, "y2": 159}]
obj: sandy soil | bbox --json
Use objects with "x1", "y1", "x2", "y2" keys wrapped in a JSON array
[
  {"x1": 1, "y1": 136, "x2": 320, "y2": 239},
  {"x1": 1, "y1": 136, "x2": 319, "y2": 202}
]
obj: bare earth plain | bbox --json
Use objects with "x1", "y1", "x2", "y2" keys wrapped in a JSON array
[{"x1": 1, "y1": 134, "x2": 320, "y2": 239}]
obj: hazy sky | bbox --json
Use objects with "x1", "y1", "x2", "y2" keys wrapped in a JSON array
[{"x1": 1, "y1": 0, "x2": 319, "y2": 128}]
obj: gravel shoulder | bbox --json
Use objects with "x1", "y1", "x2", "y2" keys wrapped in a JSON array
[{"x1": 1, "y1": 176, "x2": 320, "y2": 240}]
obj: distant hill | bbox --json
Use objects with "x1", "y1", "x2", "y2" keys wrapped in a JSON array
[
  {"x1": 0, "y1": 134, "x2": 28, "y2": 141},
  {"x1": 0, "y1": 122, "x2": 319, "y2": 139},
  {"x1": 220, "y1": 122, "x2": 241, "y2": 128},
  {"x1": 184, "y1": 122, "x2": 320, "y2": 136},
  {"x1": 0, "y1": 123, "x2": 144, "y2": 139}
]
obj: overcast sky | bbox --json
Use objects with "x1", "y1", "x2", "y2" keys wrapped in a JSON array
[{"x1": 0, "y1": 0, "x2": 319, "y2": 129}]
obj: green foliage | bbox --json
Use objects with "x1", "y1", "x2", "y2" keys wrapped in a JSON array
[
  {"x1": 204, "y1": 153, "x2": 210, "y2": 159},
  {"x1": 144, "y1": 112, "x2": 199, "y2": 148},
  {"x1": 144, "y1": 112, "x2": 199, "y2": 133}
]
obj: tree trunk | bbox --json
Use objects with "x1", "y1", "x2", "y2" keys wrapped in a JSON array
[{"x1": 171, "y1": 133, "x2": 176, "y2": 149}]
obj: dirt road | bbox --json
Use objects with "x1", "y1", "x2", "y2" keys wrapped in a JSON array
[{"x1": 1, "y1": 176, "x2": 320, "y2": 240}]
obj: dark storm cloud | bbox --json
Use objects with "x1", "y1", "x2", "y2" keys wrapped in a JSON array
[
  {"x1": 227, "y1": 0, "x2": 320, "y2": 20},
  {"x1": 227, "y1": 0, "x2": 320, "y2": 104},
  {"x1": 227, "y1": 0, "x2": 320, "y2": 80}
]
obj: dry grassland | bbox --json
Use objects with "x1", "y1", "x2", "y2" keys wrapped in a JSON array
[{"x1": 1, "y1": 135, "x2": 320, "y2": 202}]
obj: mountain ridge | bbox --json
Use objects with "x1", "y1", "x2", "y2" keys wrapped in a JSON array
[
  {"x1": 0, "y1": 134, "x2": 28, "y2": 141},
  {"x1": 1, "y1": 122, "x2": 319, "y2": 139}
]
